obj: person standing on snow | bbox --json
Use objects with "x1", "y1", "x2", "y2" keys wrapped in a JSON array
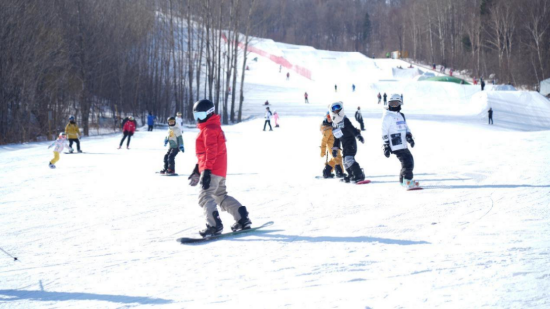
[
  {"x1": 355, "y1": 106, "x2": 365, "y2": 131},
  {"x1": 118, "y1": 116, "x2": 136, "y2": 149},
  {"x1": 273, "y1": 111, "x2": 280, "y2": 128},
  {"x1": 334, "y1": 84, "x2": 338, "y2": 92},
  {"x1": 187, "y1": 99, "x2": 252, "y2": 238},
  {"x1": 176, "y1": 112, "x2": 184, "y2": 131},
  {"x1": 330, "y1": 101, "x2": 365, "y2": 183},
  {"x1": 381, "y1": 94, "x2": 419, "y2": 189},
  {"x1": 263, "y1": 107, "x2": 273, "y2": 131},
  {"x1": 147, "y1": 113, "x2": 156, "y2": 131},
  {"x1": 65, "y1": 116, "x2": 82, "y2": 153},
  {"x1": 481, "y1": 78, "x2": 486, "y2": 91},
  {"x1": 377, "y1": 92, "x2": 382, "y2": 104},
  {"x1": 352, "y1": 84, "x2": 356, "y2": 92},
  {"x1": 47, "y1": 132, "x2": 71, "y2": 168},
  {"x1": 383, "y1": 93, "x2": 387, "y2": 105},
  {"x1": 304, "y1": 92, "x2": 309, "y2": 103},
  {"x1": 160, "y1": 116, "x2": 184, "y2": 175},
  {"x1": 320, "y1": 113, "x2": 345, "y2": 178},
  {"x1": 286, "y1": 72, "x2": 290, "y2": 80},
  {"x1": 488, "y1": 107, "x2": 493, "y2": 125}
]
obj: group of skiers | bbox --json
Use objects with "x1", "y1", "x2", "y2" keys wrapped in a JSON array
[{"x1": 320, "y1": 93, "x2": 419, "y2": 189}]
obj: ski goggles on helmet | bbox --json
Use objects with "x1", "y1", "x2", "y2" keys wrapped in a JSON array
[
  {"x1": 193, "y1": 107, "x2": 215, "y2": 121},
  {"x1": 330, "y1": 103, "x2": 343, "y2": 112},
  {"x1": 388, "y1": 100, "x2": 401, "y2": 107},
  {"x1": 168, "y1": 119, "x2": 176, "y2": 125}
]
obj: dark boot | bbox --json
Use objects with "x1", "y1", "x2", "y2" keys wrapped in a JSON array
[
  {"x1": 341, "y1": 168, "x2": 353, "y2": 183},
  {"x1": 350, "y1": 162, "x2": 365, "y2": 183},
  {"x1": 231, "y1": 206, "x2": 252, "y2": 232},
  {"x1": 199, "y1": 211, "x2": 223, "y2": 237},
  {"x1": 322, "y1": 164, "x2": 334, "y2": 178},
  {"x1": 334, "y1": 165, "x2": 345, "y2": 178}
]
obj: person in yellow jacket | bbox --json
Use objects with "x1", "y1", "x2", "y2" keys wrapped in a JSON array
[
  {"x1": 65, "y1": 115, "x2": 82, "y2": 153},
  {"x1": 320, "y1": 113, "x2": 345, "y2": 178}
]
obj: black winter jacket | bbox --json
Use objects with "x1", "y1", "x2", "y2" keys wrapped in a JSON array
[{"x1": 333, "y1": 116, "x2": 361, "y2": 156}]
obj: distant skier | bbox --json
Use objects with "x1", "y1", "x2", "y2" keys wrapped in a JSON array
[
  {"x1": 118, "y1": 116, "x2": 136, "y2": 149},
  {"x1": 304, "y1": 92, "x2": 309, "y2": 103},
  {"x1": 263, "y1": 107, "x2": 273, "y2": 131},
  {"x1": 187, "y1": 99, "x2": 252, "y2": 238},
  {"x1": 488, "y1": 107, "x2": 493, "y2": 125},
  {"x1": 383, "y1": 93, "x2": 387, "y2": 105},
  {"x1": 355, "y1": 106, "x2": 365, "y2": 131},
  {"x1": 273, "y1": 111, "x2": 280, "y2": 128},
  {"x1": 147, "y1": 113, "x2": 156, "y2": 131},
  {"x1": 65, "y1": 116, "x2": 82, "y2": 153},
  {"x1": 47, "y1": 132, "x2": 71, "y2": 169},
  {"x1": 329, "y1": 101, "x2": 365, "y2": 183},
  {"x1": 352, "y1": 84, "x2": 356, "y2": 92},
  {"x1": 286, "y1": 72, "x2": 290, "y2": 80},
  {"x1": 377, "y1": 92, "x2": 381, "y2": 104},
  {"x1": 381, "y1": 94, "x2": 419, "y2": 189},
  {"x1": 481, "y1": 79, "x2": 486, "y2": 91},
  {"x1": 320, "y1": 114, "x2": 345, "y2": 178},
  {"x1": 334, "y1": 84, "x2": 338, "y2": 92},
  {"x1": 176, "y1": 112, "x2": 184, "y2": 131},
  {"x1": 160, "y1": 116, "x2": 184, "y2": 175}
]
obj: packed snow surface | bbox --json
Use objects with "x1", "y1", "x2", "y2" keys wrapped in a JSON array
[{"x1": 1, "y1": 37, "x2": 550, "y2": 308}]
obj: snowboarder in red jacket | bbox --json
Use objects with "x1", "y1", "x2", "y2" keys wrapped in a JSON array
[
  {"x1": 118, "y1": 116, "x2": 136, "y2": 149},
  {"x1": 187, "y1": 99, "x2": 252, "y2": 238}
]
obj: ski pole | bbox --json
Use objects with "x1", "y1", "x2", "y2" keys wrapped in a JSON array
[{"x1": 0, "y1": 247, "x2": 18, "y2": 261}]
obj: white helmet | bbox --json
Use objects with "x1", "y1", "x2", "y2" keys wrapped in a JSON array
[
  {"x1": 329, "y1": 101, "x2": 345, "y2": 124},
  {"x1": 387, "y1": 94, "x2": 402, "y2": 110}
]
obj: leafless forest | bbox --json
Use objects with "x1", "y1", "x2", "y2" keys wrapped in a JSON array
[{"x1": 1, "y1": 0, "x2": 548, "y2": 144}]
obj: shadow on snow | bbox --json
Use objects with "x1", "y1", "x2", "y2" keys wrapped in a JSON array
[{"x1": 0, "y1": 289, "x2": 173, "y2": 305}]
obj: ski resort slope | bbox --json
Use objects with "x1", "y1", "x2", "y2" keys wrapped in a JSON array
[{"x1": 2, "y1": 38, "x2": 550, "y2": 308}]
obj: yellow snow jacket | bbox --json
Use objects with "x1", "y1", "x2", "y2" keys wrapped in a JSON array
[
  {"x1": 65, "y1": 123, "x2": 80, "y2": 139},
  {"x1": 320, "y1": 124, "x2": 335, "y2": 156}
]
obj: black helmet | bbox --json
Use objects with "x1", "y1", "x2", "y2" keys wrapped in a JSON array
[
  {"x1": 167, "y1": 116, "x2": 176, "y2": 126},
  {"x1": 193, "y1": 99, "x2": 215, "y2": 123}
]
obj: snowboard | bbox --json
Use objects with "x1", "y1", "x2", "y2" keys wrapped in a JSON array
[
  {"x1": 339, "y1": 179, "x2": 371, "y2": 184},
  {"x1": 156, "y1": 172, "x2": 179, "y2": 176},
  {"x1": 178, "y1": 221, "x2": 274, "y2": 244},
  {"x1": 64, "y1": 152, "x2": 83, "y2": 154},
  {"x1": 406, "y1": 186, "x2": 423, "y2": 191}
]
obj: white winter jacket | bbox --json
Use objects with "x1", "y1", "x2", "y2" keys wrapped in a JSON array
[
  {"x1": 381, "y1": 110, "x2": 411, "y2": 151},
  {"x1": 265, "y1": 111, "x2": 272, "y2": 120},
  {"x1": 175, "y1": 116, "x2": 184, "y2": 131},
  {"x1": 48, "y1": 138, "x2": 70, "y2": 153}
]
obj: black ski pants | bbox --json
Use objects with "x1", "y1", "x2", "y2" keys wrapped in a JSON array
[
  {"x1": 119, "y1": 131, "x2": 133, "y2": 147},
  {"x1": 69, "y1": 138, "x2": 81, "y2": 151},
  {"x1": 488, "y1": 116, "x2": 493, "y2": 125},
  {"x1": 394, "y1": 148, "x2": 414, "y2": 183},
  {"x1": 359, "y1": 120, "x2": 365, "y2": 131},
  {"x1": 148, "y1": 125, "x2": 154, "y2": 131},
  {"x1": 263, "y1": 120, "x2": 272, "y2": 131},
  {"x1": 164, "y1": 148, "x2": 179, "y2": 171}
]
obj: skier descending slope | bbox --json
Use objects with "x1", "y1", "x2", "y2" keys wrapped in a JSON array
[
  {"x1": 381, "y1": 94, "x2": 420, "y2": 190},
  {"x1": 329, "y1": 101, "x2": 366, "y2": 183},
  {"x1": 188, "y1": 99, "x2": 252, "y2": 238}
]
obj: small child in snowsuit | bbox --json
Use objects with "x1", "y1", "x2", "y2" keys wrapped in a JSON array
[
  {"x1": 381, "y1": 94, "x2": 419, "y2": 189},
  {"x1": 320, "y1": 113, "x2": 345, "y2": 178},
  {"x1": 273, "y1": 111, "x2": 280, "y2": 128},
  {"x1": 48, "y1": 132, "x2": 71, "y2": 168},
  {"x1": 330, "y1": 101, "x2": 365, "y2": 183},
  {"x1": 188, "y1": 99, "x2": 252, "y2": 238},
  {"x1": 160, "y1": 116, "x2": 184, "y2": 175},
  {"x1": 65, "y1": 116, "x2": 82, "y2": 153}
]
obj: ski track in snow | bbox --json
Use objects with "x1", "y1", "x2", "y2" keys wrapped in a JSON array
[{"x1": 2, "y1": 38, "x2": 550, "y2": 308}]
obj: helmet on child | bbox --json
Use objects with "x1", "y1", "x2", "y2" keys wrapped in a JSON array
[
  {"x1": 58, "y1": 132, "x2": 66, "y2": 139},
  {"x1": 329, "y1": 101, "x2": 345, "y2": 124},
  {"x1": 176, "y1": 112, "x2": 182, "y2": 117},
  {"x1": 68, "y1": 115, "x2": 75, "y2": 121},
  {"x1": 128, "y1": 116, "x2": 134, "y2": 120},
  {"x1": 387, "y1": 94, "x2": 402, "y2": 111},
  {"x1": 167, "y1": 116, "x2": 176, "y2": 126},
  {"x1": 193, "y1": 99, "x2": 215, "y2": 123}
]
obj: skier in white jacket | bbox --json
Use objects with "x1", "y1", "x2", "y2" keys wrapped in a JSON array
[
  {"x1": 47, "y1": 132, "x2": 72, "y2": 168},
  {"x1": 381, "y1": 94, "x2": 419, "y2": 189},
  {"x1": 175, "y1": 112, "x2": 184, "y2": 131}
]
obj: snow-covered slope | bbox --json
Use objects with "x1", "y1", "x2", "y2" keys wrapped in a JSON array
[{"x1": 1, "y1": 36, "x2": 550, "y2": 308}]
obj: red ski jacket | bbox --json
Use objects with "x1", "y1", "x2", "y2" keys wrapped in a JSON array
[
  {"x1": 123, "y1": 120, "x2": 136, "y2": 133},
  {"x1": 196, "y1": 114, "x2": 227, "y2": 177}
]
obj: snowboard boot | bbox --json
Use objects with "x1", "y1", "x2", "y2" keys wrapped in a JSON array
[
  {"x1": 231, "y1": 206, "x2": 252, "y2": 232},
  {"x1": 159, "y1": 168, "x2": 166, "y2": 174},
  {"x1": 117, "y1": 146, "x2": 121, "y2": 149},
  {"x1": 350, "y1": 162, "x2": 365, "y2": 183},
  {"x1": 341, "y1": 168, "x2": 352, "y2": 183},
  {"x1": 77, "y1": 149, "x2": 83, "y2": 153},
  {"x1": 322, "y1": 164, "x2": 334, "y2": 179},
  {"x1": 166, "y1": 169, "x2": 175, "y2": 175},
  {"x1": 334, "y1": 165, "x2": 345, "y2": 178},
  {"x1": 402, "y1": 178, "x2": 420, "y2": 189},
  {"x1": 199, "y1": 211, "x2": 223, "y2": 238},
  {"x1": 49, "y1": 162, "x2": 56, "y2": 169},
  {"x1": 69, "y1": 148, "x2": 74, "y2": 153}
]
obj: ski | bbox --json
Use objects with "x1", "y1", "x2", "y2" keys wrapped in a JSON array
[
  {"x1": 64, "y1": 152, "x2": 84, "y2": 154},
  {"x1": 407, "y1": 187, "x2": 423, "y2": 191},
  {"x1": 177, "y1": 221, "x2": 274, "y2": 244}
]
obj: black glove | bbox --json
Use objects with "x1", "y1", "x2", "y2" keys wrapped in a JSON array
[
  {"x1": 188, "y1": 164, "x2": 200, "y2": 186},
  {"x1": 406, "y1": 133, "x2": 415, "y2": 148},
  {"x1": 383, "y1": 143, "x2": 391, "y2": 158},
  {"x1": 201, "y1": 169, "x2": 212, "y2": 190},
  {"x1": 356, "y1": 135, "x2": 364, "y2": 144},
  {"x1": 332, "y1": 148, "x2": 338, "y2": 158}
]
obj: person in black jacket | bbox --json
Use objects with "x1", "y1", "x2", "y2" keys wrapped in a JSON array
[
  {"x1": 330, "y1": 101, "x2": 365, "y2": 183},
  {"x1": 354, "y1": 106, "x2": 365, "y2": 131},
  {"x1": 488, "y1": 107, "x2": 493, "y2": 125}
]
